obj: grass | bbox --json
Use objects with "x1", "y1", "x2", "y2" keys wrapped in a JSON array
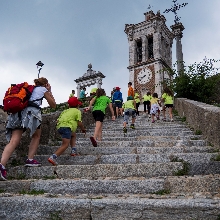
[
  {"x1": 0, "y1": 189, "x2": 5, "y2": 193},
  {"x1": 19, "y1": 189, "x2": 45, "y2": 195},
  {"x1": 211, "y1": 154, "x2": 220, "y2": 161},
  {"x1": 10, "y1": 158, "x2": 22, "y2": 167},
  {"x1": 49, "y1": 211, "x2": 62, "y2": 220},
  {"x1": 181, "y1": 116, "x2": 186, "y2": 122},
  {"x1": 7, "y1": 173, "x2": 26, "y2": 180},
  {"x1": 42, "y1": 175, "x2": 57, "y2": 180},
  {"x1": 172, "y1": 109, "x2": 178, "y2": 116},
  {"x1": 170, "y1": 156, "x2": 190, "y2": 176},
  {"x1": 195, "y1": 130, "x2": 202, "y2": 135},
  {"x1": 153, "y1": 189, "x2": 171, "y2": 195}
]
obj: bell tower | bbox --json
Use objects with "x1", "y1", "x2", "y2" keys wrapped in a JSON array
[{"x1": 124, "y1": 10, "x2": 174, "y2": 97}]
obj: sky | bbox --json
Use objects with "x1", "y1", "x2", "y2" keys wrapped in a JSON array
[{"x1": 1, "y1": 0, "x2": 220, "y2": 107}]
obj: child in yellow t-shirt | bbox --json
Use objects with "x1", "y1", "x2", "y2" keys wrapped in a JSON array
[
  {"x1": 150, "y1": 93, "x2": 160, "y2": 123},
  {"x1": 48, "y1": 97, "x2": 86, "y2": 166}
]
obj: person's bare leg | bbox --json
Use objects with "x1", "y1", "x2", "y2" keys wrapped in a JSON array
[
  {"x1": 97, "y1": 122, "x2": 103, "y2": 141},
  {"x1": 94, "y1": 121, "x2": 102, "y2": 141},
  {"x1": 70, "y1": 132, "x2": 76, "y2": 147},
  {"x1": 54, "y1": 138, "x2": 70, "y2": 156},
  {"x1": 116, "y1": 107, "x2": 119, "y2": 118},
  {"x1": 1, "y1": 129, "x2": 23, "y2": 166},
  {"x1": 169, "y1": 107, "x2": 173, "y2": 120},
  {"x1": 28, "y1": 128, "x2": 41, "y2": 159}
]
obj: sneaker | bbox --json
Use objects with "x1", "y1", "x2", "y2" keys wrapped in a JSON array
[
  {"x1": 170, "y1": 119, "x2": 174, "y2": 122},
  {"x1": 0, "y1": 164, "x2": 7, "y2": 181},
  {"x1": 25, "y1": 159, "x2": 41, "y2": 167},
  {"x1": 157, "y1": 116, "x2": 160, "y2": 120},
  {"x1": 48, "y1": 156, "x2": 58, "y2": 166},
  {"x1": 70, "y1": 149, "x2": 80, "y2": 156},
  {"x1": 130, "y1": 124, "x2": 135, "y2": 129},
  {"x1": 163, "y1": 118, "x2": 166, "y2": 121},
  {"x1": 90, "y1": 136, "x2": 97, "y2": 147},
  {"x1": 148, "y1": 114, "x2": 151, "y2": 118},
  {"x1": 123, "y1": 127, "x2": 127, "y2": 133},
  {"x1": 152, "y1": 120, "x2": 155, "y2": 123}
]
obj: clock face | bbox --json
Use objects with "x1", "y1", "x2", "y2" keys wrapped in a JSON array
[{"x1": 137, "y1": 68, "x2": 152, "y2": 84}]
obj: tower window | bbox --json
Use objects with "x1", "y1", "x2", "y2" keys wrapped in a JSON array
[
  {"x1": 148, "y1": 36, "x2": 154, "y2": 59},
  {"x1": 136, "y1": 41, "x2": 142, "y2": 63}
]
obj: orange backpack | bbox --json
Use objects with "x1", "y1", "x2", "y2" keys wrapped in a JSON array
[{"x1": 3, "y1": 82, "x2": 35, "y2": 114}]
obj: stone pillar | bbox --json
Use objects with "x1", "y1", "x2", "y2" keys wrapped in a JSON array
[
  {"x1": 141, "y1": 36, "x2": 147, "y2": 61},
  {"x1": 76, "y1": 84, "x2": 81, "y2": 98},
  {"x1": 96, "y1": 77, "x2": 102, "y2": 88},
  {"x1": 171, "y1": 23, "x2": 185, "y2": 73}
]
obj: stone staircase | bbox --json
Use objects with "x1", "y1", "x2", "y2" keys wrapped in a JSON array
[{"x1": 0, "y1": 114, "x2": 220, "y2": 220}]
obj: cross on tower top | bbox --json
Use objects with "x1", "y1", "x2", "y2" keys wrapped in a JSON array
[{"x1": 163, "y1": 0, "x2": 188, "y2": 24}]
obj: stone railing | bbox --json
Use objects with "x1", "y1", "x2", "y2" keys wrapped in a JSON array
[{"x1": 175, "y1": 98, "x2": 220, "y2": 149}]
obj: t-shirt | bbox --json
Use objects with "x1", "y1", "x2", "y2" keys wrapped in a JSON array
[
  {"x1": 150, "y1": 97, "x2": 159, "y2": 105},
  {"x1": 79, "y1": 90, "x2": 85, "y2": 99},
  {"x1": 122, "y1": 100, "x2": 135, "y2": 110},
  {"x1": 56, "y1": 108, "x2": 82, "y2": 132},
  {"x1": 90, "y1": 88, "x2": 97, "y2": 94},
  {"x1": 92, "y1": 96, "x2": 111, "y2": 114},
  {"x1": 143, "y1": 95, "x2": 152, "y2": 101},
  {"x1": 162, "y1": 93, "x2": 173, "y2": 104},
  {"x1": 29, "y1": 86, "x2": 47, "y2": 106},
  {"x1": 128, "y1": 87, "x2": 134, "y2": 97},
  {"x1": 69, "y1": 93, "x2": 75, "y2": 98},
  {"x1": 134, "y1": 93, "x2": 140, "y2": 103}
]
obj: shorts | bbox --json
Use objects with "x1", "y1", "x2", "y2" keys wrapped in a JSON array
[
  {"x1": 114, "y1": 101, "x2": 122, "y2": 108},
  {"x1": 92, "y1": 110, "x2": 105, "y2": 122},
  {"x1": 124, "y1": 109, "x2": 136, "y2": 123},
  {"x1": 165, "y1": 104, "x2": 173, "y2": 108},
  {"x1": 58, "y1": 127, "x2": 72, "y2": 139}
]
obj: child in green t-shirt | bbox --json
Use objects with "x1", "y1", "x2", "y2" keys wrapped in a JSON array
[
  {"x1": 86, "y1": 88, "x2": 115, "y2": 147},
  {"x1": 122, "y1": 96, "x2": 136, "y2": 133},
  {"x1": 48, "y1": 97, "x2": 86, "y2": 166},
  {"x1": 161, "y1": 87, "x2": 174, "y2": 122}
]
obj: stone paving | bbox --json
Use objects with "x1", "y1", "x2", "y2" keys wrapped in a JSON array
[{"x1": 0, "y1": 113, "x2": 220, "y2": 219}]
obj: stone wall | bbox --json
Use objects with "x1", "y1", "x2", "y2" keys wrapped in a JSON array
[
  {"x1": 0, "y1": 107, "x2": 112, "y2": 166},
  {"x1": 175, "y1": 98, "x2": 220, "y2": 149}
]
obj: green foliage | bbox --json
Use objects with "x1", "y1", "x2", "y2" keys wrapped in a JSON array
[
  {"x1": 211, "y1": 154, "x2": 220, "y2": 161},
  {"x1": 170, "y1": 156, "x2": 190, "y2": 176},
  {"x1": 195, "y1": 130, "x2": 202, "y2": 135},
  {"x1": 154, "y1": 189, "x2": 171, "y2": 195},
  {"x1": 0, "y1": 189, "x2": 5, "y2": 193},
  {"x1": 10, "y1": 158, "x2": 22, "y2": 167},
  {"x1": 49, "y1": 211, "x2": 62, "y2": 220},
  {"x1": 164, "y1": 58, "x2": 220, "y2": 105},
  {"x1": 19, "y1": 189, "x2": 45, "y2": 195},
  {"x1": 181, "y1": 116, "x2": 186, "y2": 122}
]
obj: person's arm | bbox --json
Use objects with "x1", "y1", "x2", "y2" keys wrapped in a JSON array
[
  {"x1": 77, "y1": 121, "x2": 86, "y2": 133},
  {"x1": 133, "y1": 100, "x2": 136, "y2": 109},
  {"x1": 44, "y1": 83, "x2": 56, "y2": 108},
  {"x1": 108, "y1": 103, "x2": 115, "y2": 120},
  {"x1": 86, "y1": 97, "x2": 96, "y2": 111}
]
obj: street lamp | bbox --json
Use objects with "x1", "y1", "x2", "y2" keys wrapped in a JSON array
[{"x1": 36, "y1": 61, "x2": 44, "y2": 78}]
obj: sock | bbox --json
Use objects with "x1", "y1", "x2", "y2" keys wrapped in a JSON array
[
  {"x1": 52, "y1": 154, "x2": 58, "y2": 159},
  {"x1": 0, "y1": 164, "x2": 5, "y2": 169},
  {"x1": 71, "y1": 147, "x2": 77, "y2": 153}
]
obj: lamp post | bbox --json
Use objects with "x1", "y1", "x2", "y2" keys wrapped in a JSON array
[{"x1": 36, "y1": 61, "x2": 44, "y2": 78}]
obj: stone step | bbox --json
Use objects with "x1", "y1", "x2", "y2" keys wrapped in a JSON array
[
  {"x1": 34, "y1": 153, "x2": 218, "y2": 166},
  {"x1": 0, "y1": 195, "x2": 219, "y2": 219},
  {"x1": 7, "y1": 163, "x2": 183, "y2": 180},
  {"x1": 1, "y1": 174, "x2": 219, "y2": 195},
  {"x1": 37, "y1": 145, "x2": 213, "y2": 156}
]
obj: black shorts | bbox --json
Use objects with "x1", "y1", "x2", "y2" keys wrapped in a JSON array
[
  {"x1": 165, "y1": 104, "x2": 173, "y2": 108},
  {"x1": 92, "y1": 110, "x2": 105, "y2": 122},
  {"x1": 114, "y1": 101, "x2": 122, "y2": 108}
]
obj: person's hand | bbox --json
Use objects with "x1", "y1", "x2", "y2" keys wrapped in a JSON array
[{"x1": 45, "y1": 83, "x2": 51, "y2": 92}]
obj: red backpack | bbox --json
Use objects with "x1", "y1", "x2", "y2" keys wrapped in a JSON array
[{"x1": 3, "y1": 82, "x2": 35, "y2": 114}]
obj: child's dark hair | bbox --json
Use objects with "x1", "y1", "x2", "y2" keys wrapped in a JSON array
[
  {"x1": 147, "y1": 92, "x2": 151, "y2": 96},
  {"x1": 96, "y1": 88, "x2": 106, "y2": 98},
  {"x1": 163, "y1": 87, "x2": 173, "y2": 96},
  {"x1": 152, "y1": 93, "x2": 158, "y2": 98},
  {"x1": 128, "y1": 82, "x2": 132, "y2": 86}
]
